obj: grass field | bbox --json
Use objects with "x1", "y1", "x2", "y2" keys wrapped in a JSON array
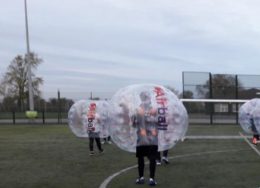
[{"x1": 0, "y1": 124, "x2": 260, "y2": 188}]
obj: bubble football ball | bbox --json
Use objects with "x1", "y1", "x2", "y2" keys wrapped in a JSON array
[
  {"x1": 109, "y1": 84, "x2": 189, "y2": 152},
  {"x1": 68, "y1": 100, "x2": 109, "y2": 138},
  {"x1": 239, "y1": 98, "x2": 260, "y2": 134},
  {"x1": 25, "y1": 111, "x2": 38, "y2": 119}
]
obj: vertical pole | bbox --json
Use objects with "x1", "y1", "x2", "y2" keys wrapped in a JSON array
[
  {"x1": 12, "y1": 111, "x2": 16, "y2": 124},
  {"x1": 24, "y1": 0, "x2": 34, "y2": 111},
  {"x1": 209, "y1": 73, "x2": 213, "y2": 125},
  {"x1": 235, "y1": 75, "x2": 238, "y2": 124},
  {"x1": 58, "y1": 89, "x2": 61, "y2": 124},
  {"x1": 182, "y1": 72, "x2": 185, "y2": 98},
  {"x1": 42, "y1": 110, "x2": 45, "y2": 124}
]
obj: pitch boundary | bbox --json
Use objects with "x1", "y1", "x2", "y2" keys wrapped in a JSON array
[
  {"x1": 99, "y1": 148, "x2": 245, "y2": 188},
  {"x1": 239, "y1": 132, "x2": 260, "y2": 157},
  {"x1": 185, "y1": 135, "x2": 250, "y2": 139}
]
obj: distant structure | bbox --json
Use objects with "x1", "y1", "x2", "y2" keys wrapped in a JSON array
[
  {"x1": 182, "y1": 71, "x2": 260, "y2": 100},
  {"x1": 182, "y1": 71, "x2": 260, "y2": 124}
]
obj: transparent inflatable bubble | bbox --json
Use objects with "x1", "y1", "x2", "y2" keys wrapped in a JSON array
[
  {"x1": 97, "y1": 100, "x2": 110, "y2": 138},
  {"x1": 68, "y1": 100, "x2": 86, "y2": 137},
  {"x1": 109, "y1": 84, "x2": 189, "y2": 152},
  {"x1": 239, "y1": 98, "x2": 260, "y2": 134},
  {"x1": 252, "y1": 100, "x2": 260, "y2": 134},
  {"x1": 68, "y1": 100, "x2": 109, "y2": 138}
]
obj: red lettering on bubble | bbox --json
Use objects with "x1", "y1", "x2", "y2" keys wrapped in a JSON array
[
  {"x1": 153, "y1": 87, "x2": 168, "y2": 130},
  {"x1": 87, "y1": 102, "x2": 97, "y2": 132}
]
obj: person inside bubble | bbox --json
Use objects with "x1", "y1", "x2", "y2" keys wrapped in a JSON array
[
  {"x1": 249, "y1": 115, "x2": 259, "y2": 145},
  {"x1": 116, "y1": 102, "x2": 137, "y2": 147},
  {"x1": 132, "y1": 91, "x2": 158, "y2": 186},
  {"x1": 85, "y1": 102, "x2": 104, "y2": 155}
]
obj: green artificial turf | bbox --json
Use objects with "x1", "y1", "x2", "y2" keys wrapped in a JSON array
[{"x1": 0, "y1": 125, "x2": 259, "y2": 188}]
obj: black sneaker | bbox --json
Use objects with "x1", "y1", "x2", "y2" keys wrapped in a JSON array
[
  {"x1": 149, "y1": 178, "x2": 157, "y2": 186},
  {"x1": 99, "y1": 149, "x2": 104, "y2": 154},
  {"x1": 136, "y1": 177, "x2": 145, "y2": 184}
]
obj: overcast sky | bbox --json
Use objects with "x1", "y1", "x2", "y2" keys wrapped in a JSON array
[{"x1": 1, "y1": 0, "x2": 260, "y2": 100}]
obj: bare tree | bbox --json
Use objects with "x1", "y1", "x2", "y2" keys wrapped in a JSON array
[{"x1": 2, "y1": 53, "x2": 43, "y2": 111}]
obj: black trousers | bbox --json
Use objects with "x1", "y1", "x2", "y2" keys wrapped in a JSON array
[
  {"x1": 103, "y1": 136, "x2": 111, "y2": 141},
  {"x1": 89, "y1": 137, "x2": 102, "y2": 151},
  {"x1": 136, "y1": 145, "x2": 157, "y2": 179},
  {"x1": 156, "y1": 150, "x2": 168, "y2": 161}
]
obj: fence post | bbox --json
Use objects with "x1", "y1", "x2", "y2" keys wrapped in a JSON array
[
  {"x1": 209, "y1": 73, "x2": 213, "y2": 125},
  {"x1": 42, "y1": 110, "x2": 45, "y2": 124},
  {"x1": 235, "y1": 75, "x2": 239, "y2": 124},
  {"x1": 58, "y1": 90, "x2": 61, "y2": 124},
  {"x1": 12, "y1": 111, "x2": 15, "y2": 124}
]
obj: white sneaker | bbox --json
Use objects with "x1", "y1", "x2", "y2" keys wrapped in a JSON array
[
  {"x1": 162, "y1": 157, "x2": 169, "y2": 164},
  {"x1": 136, "y1": 177, "x2": 145, "y2": 184},
  {"x1": 156, "y1": 160, "x2": 161, "y2": 165},
  {"x1": 149, "y1": 178, "x2": 157, "y2": 186},
  {"x1": 89, "y1": 151, "x2": 95, "y2": 156}
]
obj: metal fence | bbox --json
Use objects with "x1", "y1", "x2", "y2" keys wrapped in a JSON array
[
  {"x1": 0, "y1": 91, "x2": 112, "y2": 125},
  {"x1": 182, "y1": 72, "x2": 260, "y2": 99},
  {"x1": 182, "y1": 72, "x2": 260, "y2": 125},
  {"x1": 0, "y1": 111, "x2": 68, "y2": 124},
  {"x1": 2, "y1": 73, "x2": 260, "y2": 125}
]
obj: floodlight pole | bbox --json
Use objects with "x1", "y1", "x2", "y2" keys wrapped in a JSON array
[{"x1": 24, "y1": 0, "x2": 34, "y2": 111}]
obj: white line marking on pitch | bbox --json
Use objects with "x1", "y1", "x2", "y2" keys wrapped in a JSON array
[
  {"x1": 99, "y1": 148, "x2": 244, "y2": 188},
  {"x1": 99, "y1": 165, "x2": 138, "y2": 188},
  {"x1": 239, "y1": 132, "x2": 260, "y2": 157},
  {"x1": 186, "y1": 135, "x2": 247, "y2": 139}
]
